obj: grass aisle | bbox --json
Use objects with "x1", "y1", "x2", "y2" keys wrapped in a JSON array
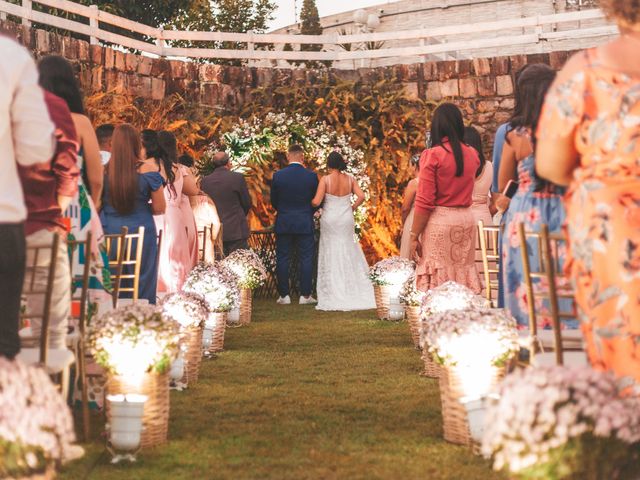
[{"x1": 62, "y1": 300, "x2": 503, "y2": 479}]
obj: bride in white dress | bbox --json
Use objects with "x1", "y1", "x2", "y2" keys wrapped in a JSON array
[{"x1": 312, "y1": 152, "x2": 376, "y2": 311}]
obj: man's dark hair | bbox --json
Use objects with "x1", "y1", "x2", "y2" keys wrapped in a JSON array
[
  {"x1": 178, "y1": 154, "x2": 194, "y2": 168},
  {"x1": 96, "y1": 124, "x2": 114, "y2": 147},
  {"x1": 288, "y1": 144, "x2": 304, "y2": 154}
]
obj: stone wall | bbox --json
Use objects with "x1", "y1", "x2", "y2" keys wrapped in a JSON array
[{"x1": 1, "y1": 19, "x2": 575, "y2": 150}]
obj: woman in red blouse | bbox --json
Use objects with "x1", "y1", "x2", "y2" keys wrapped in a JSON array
[{"x1": 409, "y1": 103, "x2": 481, "y2": 293}]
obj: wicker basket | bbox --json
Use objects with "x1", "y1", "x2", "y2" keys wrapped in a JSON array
[
  {"x1": 107, "y1": 372, "x2": 170, "y2": 449},
  {"x1": 421, "y1": 348, "x2": 441, "y2": 378},
  {"x1": 439, "y1": 364, "x2": 506, "y2": 446},
  {"x1": 210, "y1": 312, "x2": 227, "y2": 353},
  {"x1": 405, "y1": 305, "x2": 421, "y2": 349},
  {"x1": 18, "y1": 466, "x2": 55, "y2": 480},
  {"x1": 239, "y1": 288, "x2": 253, "y2": 326},
  {"x1": 373, "y1": 285, "x2": 390, "y2": 320},
  {"x1": 182, "y1": 326, "x2": 203, "y2": 385}
]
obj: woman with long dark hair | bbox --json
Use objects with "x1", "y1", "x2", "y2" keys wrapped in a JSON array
[
  {"x1": 100, "y1": 124, "x2": 166, "y2": 303},
  {"x1": 152, "y1": 130, "x2": 200, "y2": 293},
  {"x1": 37, "y1": 55, "x2": 111, "y2": 302},
  {"x1": 409, "y1": 103, "x2": 481, "y2": 293},
  {"x1": 498, "y1": 64, "x2": 576, "y2": 329}
]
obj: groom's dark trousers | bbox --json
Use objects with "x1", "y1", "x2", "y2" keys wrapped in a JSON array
[{"x1": 270, "y1": 163, "x2": 319, "y2": 298}]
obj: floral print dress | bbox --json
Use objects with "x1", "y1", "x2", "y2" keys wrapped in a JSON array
[
  {"x1": 501, "y1": 152, "x2": 577, "y2": 330},
  {"x1": 537, "y1": 48, "x2": 640, "y2": 394}
]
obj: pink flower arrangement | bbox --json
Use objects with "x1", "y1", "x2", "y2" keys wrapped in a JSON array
[
  {"x1": 482, "y1": 366, "x2": 640, "y2": 479},
  {"x1": 160, "y1": 292, "x2": 209, "y2": 330},
  {"x1": 0, "y1": 358, "x2": 76, "y2": 478}
]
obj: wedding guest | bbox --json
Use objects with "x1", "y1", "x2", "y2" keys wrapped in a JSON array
[
  {"x1": 38, "y1": 55, "x2": 111, "y2": 302},
  {"x1": 399, "y1": 153, "x2": 420, "y2": 259},
  {"x1": 153, "y1": 130, "x2": 199, "y2": 293},
  {"x1": 19, "y1": 90, "x2": 80, "y2": 349},
  {"x1": 498, "y1": 64, "x2": 575, "y2": 330},
  {"x1": 536, "y1": 0, "x2": 640, "y2": 392},
  {"x1": 409, "y1": 103, "x2": 481, "y2": 293},
  {"x1": 181, "y1": 155, "x2": 221, "y2": 262},
  {"x1": 200, "y1": 151, "x2": 252, "y2": 256},
  {"x1": 96, "y1": 123, "x2": 114, "y2": 166},
  {"x1": 0, "y1": 36, "x2": 55, "y2": 359},
  {"x1": 464, "y1": 126, "x2": 495, "y2": 226},
  {"x1": 100, "y1": 124, "x2": 165, "y2": 303}
]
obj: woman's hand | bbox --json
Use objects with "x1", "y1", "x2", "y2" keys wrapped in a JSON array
[
  {"x1": 493, "y1": 193, "x2": 511, "y2": 213},
  {"x1": 409, "y1": 235, "x2": 422, "y2": 261}
]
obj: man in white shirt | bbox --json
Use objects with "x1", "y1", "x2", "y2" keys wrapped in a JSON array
[{"x1": 0, "y1": 34, "x2": 55, "y2": 359}]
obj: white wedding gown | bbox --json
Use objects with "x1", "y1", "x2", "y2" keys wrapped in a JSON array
[{"x1": 316, "y1": 193, "x2": 376, "y2": 311}]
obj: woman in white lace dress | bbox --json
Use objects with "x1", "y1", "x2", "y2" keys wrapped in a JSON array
[{"x1": 312, "y1": 152, "x2": 376, "y2": 311}]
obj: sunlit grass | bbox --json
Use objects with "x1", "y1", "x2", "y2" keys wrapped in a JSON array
[{"x1": 61, "y1": 300, "x2": 503, "y2": 479}]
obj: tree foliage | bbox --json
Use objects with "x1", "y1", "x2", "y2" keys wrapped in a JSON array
[
  {"x1": 74, "y1": 0, "x2": 195, "y2": 27},
  {"x1": 293, "y1": 0, "x2": 326, "y2": 68}
]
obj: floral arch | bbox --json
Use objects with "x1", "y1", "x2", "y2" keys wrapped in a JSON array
[{"x1": 204, "y1": 113, "x2": 371, "y2": 234}]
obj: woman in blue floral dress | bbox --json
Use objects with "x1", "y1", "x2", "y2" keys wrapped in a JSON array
[{"x1": 499, "y1": 64, "x2": 577, "y2": 329}]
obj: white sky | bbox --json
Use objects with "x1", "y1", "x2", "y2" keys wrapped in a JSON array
[{"x1": 269, "y1": 0, "x2": 399, "y2": 31}]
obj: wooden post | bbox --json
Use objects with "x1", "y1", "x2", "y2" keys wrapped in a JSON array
[
  {"x1": 247, "y1": 29, "x2": 254, "y2": 67},
  {"x1": 22, "y1": 0, "x2": 31, "y2": 27},
  {"x1": 155, "y1": 27, "x2": 166, "y2": 57},
  {"x1": 89, "y1": 5, "x2": 99, "y2": 45}
]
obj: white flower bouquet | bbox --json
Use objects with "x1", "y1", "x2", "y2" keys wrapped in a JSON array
[
  {"x1": 87, "y1": 304, "x2": 181, "y2": 377},
  {"x1": 399, "y1": 277, "x2": 425, "y2": 307},
  {"x1": 183, "y1": 262, "x2": 240, "y2": 313},
  {"x1": 482, "y1": 366, "x2": 640, "y2": 479},
  {"x1": 159, "y1": 292, "x2": 209, "y2": 330},
  {"x1": 221, "y1": 249, "x2": 268, "y2": 290},
  {"x1": 421, "y1": 281, "x2": 488, "y2": 318},
  {"x1": 423, "y1": 308, "x2": 519, "y2": 369},
  {"x1": 0, "y1": 358, "x2": 76, "y2": 478},
  {"x1": 369, "y1": 257, "x2": 416, "y2": 286}
]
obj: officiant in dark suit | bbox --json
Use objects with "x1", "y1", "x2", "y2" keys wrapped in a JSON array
[
  {"x1": 270, "y1": 144, "x2": 319, "y2": 305},
  {"x1": 201, "y1": 151, "x2": 252, "y2": 256}
]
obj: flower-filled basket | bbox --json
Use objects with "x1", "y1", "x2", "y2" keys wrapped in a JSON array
[
  {"x1": 369, "y1": 257, "x2": 415, "y2": 320},
  {"x1": 424, "y1": 308, "x2": 519, "y2": 446},
  {"x1": 88, "y1": 304, "x2": 181, "y2": 448},
  {"x1": 419, "y1": 282, "x2": 488, "y2": 379},
  {"x1": 0, "y1": 358, "x2": 77, "y2": 479},
  {"x1": 482, "y1": 366, "x2": 640, "y2": 479},
  {"x1": 183, "y1": 262, "x2": 239, "y2": 353},
  {"x1": 399, "y1": 278, "x2": 425, "y2": 349},
  {"x1": 160, "y1": 293, "x2": 208, "y2": 387},
  {"x1": 221, "y1": 249, "x2": 267, "y2": 326}
]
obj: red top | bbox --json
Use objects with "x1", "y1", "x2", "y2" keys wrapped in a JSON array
[
  {"x1": 19, "y1": 91, "x2": 80, "y2": 235},
  {"x1": 415, "y1": 140, "x2": 480, "y2": 214}
]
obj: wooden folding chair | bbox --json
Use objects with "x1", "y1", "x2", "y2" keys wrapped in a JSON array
[
  {"x1": 113, "y1": 227, "x2": 144, "y2": 303},
  {"x1": 68, "y1": 232, "x2": 92, "y2": 441},
  {"x1": 214, "y1": 224, "x2": 225, "y2": 260},
  {"x1": 477, "y1": 221, "x2": 500, "y2": 307},
  {"x1": 197, "y1": 224, "x2": 212, "y2": 263},
  {"x1": 104, "y1": 227, "x2": 128, "y2": 308},
  {"x1": 18, "y1": 233, "x2": 75, "y2": 400},
  {"x1": 518, "y1": 223, "x2": 586, "y2": 366}
]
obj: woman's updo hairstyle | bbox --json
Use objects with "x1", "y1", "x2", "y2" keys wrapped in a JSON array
[
  {"x1": 600, "y1": 0, "x2": 640, "y2": 26},
  {"x1": 327, "y1": 151, "x2": 347, "y2": 172}
]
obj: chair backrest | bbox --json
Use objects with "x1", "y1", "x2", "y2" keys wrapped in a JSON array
[
  {"x1": 67, "y1": 231, "x2": 92, "y2": 335},
  {"x1": 477, "y1": 221, "x2": 500, "y2": 307},
  {"x1": 197, "y1": 224, "x2": 212, "y2": 263},
  {"x1": 214, "y1": 224, "x2": 224, "y2": 260},
  {"x1": 22, "y1": 233, "x2": 61, "y2": 365},
  {"x1": 518, "y1": 222, "x2": 575, "y2": 365},
  {"x1": 103, "y1": 227, "x2": 129, "y2": 307}
]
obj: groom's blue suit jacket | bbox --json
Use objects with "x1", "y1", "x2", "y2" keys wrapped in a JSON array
[{"x1": 270, "y1": 163, "x2": 319, "y2": 235}]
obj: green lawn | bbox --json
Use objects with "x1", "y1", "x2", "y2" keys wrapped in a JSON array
[{"x1": 61, "y1": 300, "x2": 504, "y2": 480}]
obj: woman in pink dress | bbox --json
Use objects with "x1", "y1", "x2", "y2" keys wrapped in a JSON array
[
  {"x1": 399, "y1": 154, "x2": 420, "y2": 258},
  {"x1": 464, "y1": 126, "x2": 495, "y2": 226},
  {"x1": 147, "y1": 131, "x2": 200, "y2": 294},
  {"x1": 409, "y1": 103, "x2": 481, "y2": 293}
]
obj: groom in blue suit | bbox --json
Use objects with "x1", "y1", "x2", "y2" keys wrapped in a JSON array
[{"x1": 270, "y1": 144, "x2": 319, "y2": 305}]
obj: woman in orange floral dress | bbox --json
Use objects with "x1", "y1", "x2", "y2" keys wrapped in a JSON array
[{"x1": 536, "y1": 0, "x2": 640, "y2": 395}]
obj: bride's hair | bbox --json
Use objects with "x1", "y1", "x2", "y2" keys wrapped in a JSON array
[{"x1": 327, "y1": 152, "x2": 347, "y2": 171}]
